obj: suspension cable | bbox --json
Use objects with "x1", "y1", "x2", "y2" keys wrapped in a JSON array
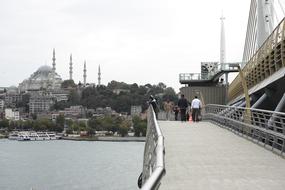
[{"x1": 278, "y1": 0, "x2": 285, "y2": 17}]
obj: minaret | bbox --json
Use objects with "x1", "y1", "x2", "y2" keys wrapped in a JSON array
[
  {"x1": 52, "y1": 48, "x2": 56, "y2": 72},
  {"x1": 220, "y1": 14, "x2": 226, "y2": 65},
  {"x1": 69, "y1": 54, "x2": 73, "y2": 80},
  {"x1": 83, "y1": 61, "x2": 87, "y2": 86},
  {"x1": 98, "y1": 65, "x2": 101, "y2": 86}
]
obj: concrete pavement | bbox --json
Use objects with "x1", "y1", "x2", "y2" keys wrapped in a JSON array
[{"x1": 159, "y1": 121, "x2": 285, "y2": 190}]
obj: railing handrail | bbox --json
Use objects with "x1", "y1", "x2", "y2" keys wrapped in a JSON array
[
  {"x1": 204, "y1": 104, "x2": 285, "y2": 155},
  {"x1": 140, "y1": 105, "x2": 165, "y2": 190},
  {"x1": 206, "y1": 103, "x2": 285, "y2": 117}
]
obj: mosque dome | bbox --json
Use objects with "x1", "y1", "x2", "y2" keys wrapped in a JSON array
[
  {"x1": 6, "y1": 86, "x2": 19, "y2": 94},
  {"x1": 38, "y1": 65, "x2": 53, "y2": 72},
  {"x1": 19, "y1": 65, "x2": 62, "y2": 92}
]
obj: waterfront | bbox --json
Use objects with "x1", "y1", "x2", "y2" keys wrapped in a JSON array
[{"x1": 0, "y1": 139, "x2": 144, "y2": 190}]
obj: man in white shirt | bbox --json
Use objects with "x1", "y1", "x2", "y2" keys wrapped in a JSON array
[{"x1": 191, "y1": 96, "x2": 202, "y2": 122}]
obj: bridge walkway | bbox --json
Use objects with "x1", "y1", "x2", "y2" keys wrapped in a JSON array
[{"x1": 159, "y1": 121, "x2": 285, "y2": 190}]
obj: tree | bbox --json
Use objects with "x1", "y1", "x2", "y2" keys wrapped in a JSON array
[
  {"x1": 66, "y1": 128, "x2": 73, "y2": 134},
  {"x1": 132, "y1": 116, "x2": 147, "y2": 137},
  {"x1": 23, "y1": 120, "x2": 33, "y2": 131},
  {"x1": 61, "y1": 80, "x2": 76, "y2": 88},
  {"x1": 107, "y1": 81, "x2": 129, "y2": 90},
  {"x1": 55, "y1": 114, "x2": 65, "y2": 132},
  {"x1": 65, "y1": 119, "x2": 74, "y2": 129},
  {"x1": 16, "y1": 93, "x2": 30, "y2": 112},
  {"x1": 52, "y1": 100, "x2": 70, "y2": 111},
  {"x1": 32, "y1": 118, "x2": 53, "y2": 131},
  {"x1": 68, "y1": 90, "x2": 80, "y2": 105},
  {"x1": 79, "y1": 80, "x2": 178, "y2": 114},
  {"x1": 158, "y1": 82, "x2": 167, "y2": 89},
  {"x1": 78, "y1": 121, "x2": 87, "y2": 131},
  {"x1": 118, "y1": 119, "x2": 131, "y2": 137},
  {"x1": 81, "y1": 87, "x2": 97, "y2": 99},
  {"x1": 31, "y1": 113, "x2": 37, "y2": 120},
  {"x1": 0, "y1": 119, "x2": 9, "y2": 129},
  {"x1": 88, "y1": 117, "x2": 100, "y2": 132},
  {"x1": 101, "y1": 116, "x2": 116, "y2": 132},
  {"x1": 163, "y1": 87, "x2": 178, "y2": 103},
  {"x1": 71, "y1": 122, "x2": 79, "y2": 133}
]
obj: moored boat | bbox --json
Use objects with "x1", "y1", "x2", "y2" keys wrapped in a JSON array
[
  {"x1": 8, "y1": 131, "x2": 59, "y2": 141},
  {"x1": 8, "y1": 132, "x2": 20, "y2": 140},
  {"x1": 18, "y1": 132, "x2": 30, "y2": 141}
]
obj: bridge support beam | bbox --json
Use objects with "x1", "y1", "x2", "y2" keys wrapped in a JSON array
[
  {"x1": 274, "y1": 93, "x2": 285, "y2": 112},
  {"x1": 251, "y1": 93, "x2": 267, "y2": 108},
  {"x1": 224, "y1": 100, "x2": 246, "y2": 118},
  {"x1": 267, "y1": 93, "x2": 285, "y2": 131},
  {"x1": 239, "y1": 101, "x2": 246, "y2": 107}
]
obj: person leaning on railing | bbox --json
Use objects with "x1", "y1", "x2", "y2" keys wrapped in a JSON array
[{"x1": 148, "y1": 95, "x2": 159, "y2": 119}]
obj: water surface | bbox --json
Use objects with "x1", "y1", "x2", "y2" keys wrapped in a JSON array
[{"x1": 0, "y1": 139, "x2": 144, "y2": 190}]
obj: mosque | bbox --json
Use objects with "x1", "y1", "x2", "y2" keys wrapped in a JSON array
[{"x1": 18, "y1": 49, "x2": 102, "y2": 92}]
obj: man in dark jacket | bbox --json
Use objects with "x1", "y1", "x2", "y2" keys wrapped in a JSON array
[
  {"x1": 177, "y1": 94, "x2": 188, "y2": 122},
  {"x1": 149, "y1": 95, "x2": 159, "y2": 119}
]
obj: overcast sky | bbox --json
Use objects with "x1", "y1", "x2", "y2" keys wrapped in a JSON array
[{"x1": 0, "y1": 0, "x2": 283, "y2": 92}]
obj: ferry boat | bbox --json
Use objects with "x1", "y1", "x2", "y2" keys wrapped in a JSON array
[
  {"x1": 47, "y1": 132, "x2": 57, "y2": 140},
  {"x1": 18, "y1": 132, "x2": 30, "y2": 141},
  {"x1": 8, "y1": 131, "x2": 59, "y2": 141},
  {"x1": 8, "y1": 132, "x2": 20, "y2": 140},
  {"x1": 9, "y1": 132, "x2": 30, "y2": 141}
]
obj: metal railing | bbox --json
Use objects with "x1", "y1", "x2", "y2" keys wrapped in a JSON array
[
  {"x1": 179, "y1": 73, "x2": 202, "y2": 81},
  {"x1": 140, "y1": 105, "x2": 165, "y2": 190},
  {"x1": 179, "y1": 62, "x2": 240, "y2": 82},
  {"x1": 204, "y1": 104, "x2": 285, "y2": 155},
  {"x1": 229, "y1": 18, "x2": 285, "y2": 101}
]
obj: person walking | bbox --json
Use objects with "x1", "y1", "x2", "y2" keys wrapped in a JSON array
[
  {"x1": 191, "y1": 96, "x2": 202, "y2": 122},
  {"x1": 177, "y1": 94, "x2": 188, "y2": 122},
  {"x1": 163, "y1": 99, "x2": 173, "y2": 120},
  {"x1": 173, "y1": 106, "x2": 179, "y2": 121},
  {"x1": 149, "y1": 95, "x2": 159, "y2": 119}
]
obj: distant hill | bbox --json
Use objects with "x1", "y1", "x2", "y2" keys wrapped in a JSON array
[{"x1": 56, "y1": 80, "x2": 178, "y2": 114}]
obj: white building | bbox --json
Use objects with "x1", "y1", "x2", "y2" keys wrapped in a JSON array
[
  {"x1": 51, "y1": 113, "x2": 60, "y2": 122},
  {"x1": 4, "y1": 92, "x2": 22, "y2": 107},
  {"x1": 29, "y1": 94, "x2": 54, "y2": 114},
  {"x1": 59, "y1": 106, "x2": 85, "y2": 118},
  {"x1": 5, "y1": 108, "x2": 20, "y2": 121},
  {"x1": 50, "y1": 89, "x2": 69, "y2": 102},
  {"x1": 0, "y1": 99, "x2": 4, "y2": 110},
  {"x1": 112, "y1": 89, "x2": 130, "y2": 95},
  {"x1": 131, "y1": 105, "x2": 142, "y2": 116}
]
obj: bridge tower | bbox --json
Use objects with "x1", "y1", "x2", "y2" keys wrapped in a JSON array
[
  {"x1": 220, "y1": 14, "x2": 226, "y2": 66},
  {"x1": 229, "y1": 0, "x2": 285, "y2": 112},
  {"x1": 242, "y1": 0, "x2": 274, "y2": 66},
  {"x1": 220, "y1": 13, "x2": 228, "y2": 86}
]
